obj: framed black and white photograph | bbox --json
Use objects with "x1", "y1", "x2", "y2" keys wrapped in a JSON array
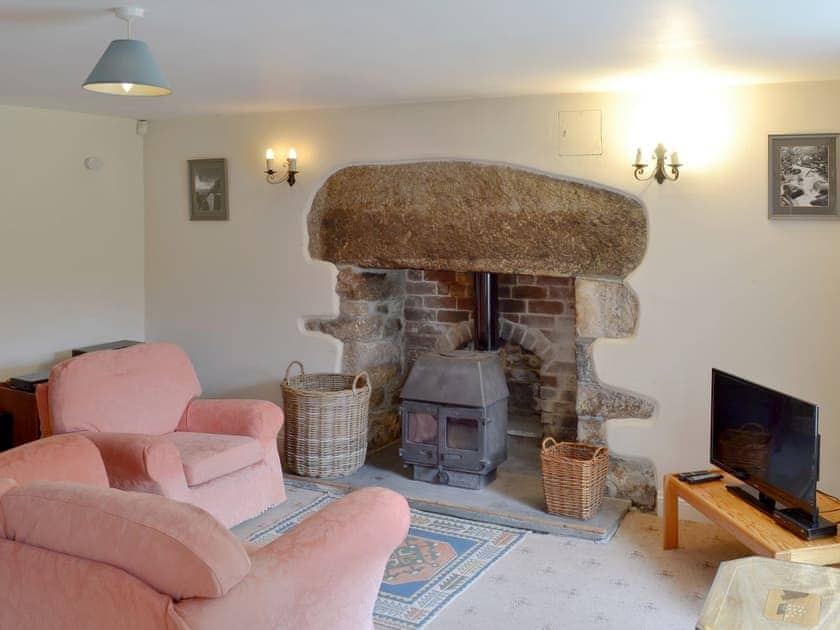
[
  {"x1": 189, "y1": 158, "x2": 228, "y2": 221},
  {"x1": 769, "y1": 134, "x2": 838, "y2": 219}
]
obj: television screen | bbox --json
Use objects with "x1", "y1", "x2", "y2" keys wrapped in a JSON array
[{"x1": 711, "y1": 369, "x2": 819, "y2": 515}]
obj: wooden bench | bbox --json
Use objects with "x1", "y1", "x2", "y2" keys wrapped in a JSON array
[{"x1": 663, "y1": 471, "x2": 840, "y2": 565}]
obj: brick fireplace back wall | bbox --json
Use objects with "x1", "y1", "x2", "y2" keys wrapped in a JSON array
[{"x1": 403, "y1": 270, "x2": 577, "y2": 440}]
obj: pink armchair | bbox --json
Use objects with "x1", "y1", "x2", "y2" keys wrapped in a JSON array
[
  {"x1": 37, "y1": 343, "x2": 285, "y2": 526},
  {"x1": 0, "y1": 435, "x2": 411, "y2": 630}
]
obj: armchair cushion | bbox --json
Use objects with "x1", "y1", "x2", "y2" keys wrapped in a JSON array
[
  {"x1": 0, "y1": 481, "x2": 250, "y2": 601},
  {"x1": 163, "y1": 432, "x2": 263, "y2": 487},
  {"x1": 48, "y1": 343, "x2": 201, "y2": 435}
]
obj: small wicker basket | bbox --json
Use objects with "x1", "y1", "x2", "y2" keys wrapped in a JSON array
[
  {"x1": 282, "y1": 361, "x2": 371, "y2": 478},
  {"x1": 540, "y1": 438, "x2": 609, "y2": 520}
]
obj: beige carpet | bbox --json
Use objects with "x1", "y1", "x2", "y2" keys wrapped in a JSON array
[
  {"x1": 234, "y1": 490, "x2": 751, "y2": 630},
  {"x1": 426, "y1": 511, "x2": 751, "y2": 630}
]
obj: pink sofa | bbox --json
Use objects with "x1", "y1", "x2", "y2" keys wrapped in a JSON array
[
  {"x1": 0, "y1": 435, "x2": 411, "y2": 630},
  {"x1": 37, "y1": 343, "x2": 285, "y2": 526}
]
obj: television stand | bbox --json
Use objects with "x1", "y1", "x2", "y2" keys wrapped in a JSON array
[{"x1": 663, "y1": 471, "x2": 840, "y2": 565}]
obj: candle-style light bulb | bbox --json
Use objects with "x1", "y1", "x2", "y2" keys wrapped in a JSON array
[
  {"x1": 265, "y1": 148, "x2": 275, "y2": 172},
  {"x1": 287, "y1": 147, "x2": 298, "y2": 172},
  {"x1": 670, "y1": 150, "x2": 680, "y2": 165},
  {"x1": 635, "y1": 148, "x2": 643, "y2": 165}
]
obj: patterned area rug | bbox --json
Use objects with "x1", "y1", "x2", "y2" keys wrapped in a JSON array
[{"x1": 247, "y1": 492, "x2": 526, "y2": 629}]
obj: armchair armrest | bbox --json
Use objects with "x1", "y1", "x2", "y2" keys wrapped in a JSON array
[
  {"x1": 175, "y1": 487, "x2": 410, "y2": 630},
  {"x1": 81, "y1": 432, "x2": 189, "y2": 500},
  {"x1": 0, "y1": 434, "x2": 109, "y2": 488},
  {"x1": 179, "y1": 399, "x2": 284, "y2": 450}
]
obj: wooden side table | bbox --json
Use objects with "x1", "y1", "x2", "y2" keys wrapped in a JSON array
[
  {"x1": 0, "y1": 382, "x2": 41, "y2": 448},
  {"x1": 663, "y1": 471, "x2": 840, "y2": 565}
]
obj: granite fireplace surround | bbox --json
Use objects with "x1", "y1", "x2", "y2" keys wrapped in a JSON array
[{"x1": 306, "y1": 161, "x2": 658, "y2": 509}]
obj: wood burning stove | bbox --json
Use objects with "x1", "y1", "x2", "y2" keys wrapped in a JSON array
[
  {"x1": 400, "y1": 351, "x2": 509, "y2": 489},
  {"x1": 399, "y1": 272, "x2": 509, "y2": 489}
]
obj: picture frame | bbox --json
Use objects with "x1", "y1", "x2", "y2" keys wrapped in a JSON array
[
  {"x1": 769, "y1": 134, "x2": 838, "y2": 219},
  {"x1": 189, "y1": 158, "x2": 229, "y2": 221}
]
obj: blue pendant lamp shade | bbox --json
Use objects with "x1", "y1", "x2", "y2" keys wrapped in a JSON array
[{"x1": 83, "y1": 38, "x2": 171, "y2": 96}]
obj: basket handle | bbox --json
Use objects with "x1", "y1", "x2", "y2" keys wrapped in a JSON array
[
  {"x1": 284, "y1": 360, "x2": 305, "y2": 382},
  {"x1": 352, "y1": 371, "x2": 371, "y2": 395},
  {"x1": 541, "y1": 437, "x2": 558, "y2": 451}
]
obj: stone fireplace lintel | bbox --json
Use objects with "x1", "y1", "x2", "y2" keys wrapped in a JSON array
[{"x1": 308, "y1": 161, "x2": 647, "y2": 278}]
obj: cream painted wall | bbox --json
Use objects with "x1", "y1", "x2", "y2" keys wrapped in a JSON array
[
  {"x1": 144, "y1": 82, "x2": 840, "y2": 497},
  {"x1": 0, "y1": 105, "x2": 145, "y2": 380}
]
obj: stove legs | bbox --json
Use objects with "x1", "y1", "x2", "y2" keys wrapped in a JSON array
[{"x1": 409, "y1": 464, "x2": 497, "y2": 490}]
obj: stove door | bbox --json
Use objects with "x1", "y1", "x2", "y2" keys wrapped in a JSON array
[
  {"x1": 400, "y1": 402, "x2": 439, "y2": 467},
  {"x1": 440, "y1": 407, "x2": 486, "y2": 472}
]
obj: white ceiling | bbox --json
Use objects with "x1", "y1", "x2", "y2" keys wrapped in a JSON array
[{"x1": 1, "y1": 1, "x2": 840, "y2": 120}]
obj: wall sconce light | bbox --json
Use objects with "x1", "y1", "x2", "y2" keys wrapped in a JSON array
[
  {"x1": 265, "y1": 148, "x2": 298, "y2": 186},
  {"x1": 633, "y1": 143, "x2": 682, "y2": 184}
]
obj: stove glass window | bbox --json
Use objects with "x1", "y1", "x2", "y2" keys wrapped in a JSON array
[
  {"x1": 446, "y1": 416, "x2": 479, "y2": 451},
  {"x1": 407, "y1": 412, "x2": 437, "y2": 445}
]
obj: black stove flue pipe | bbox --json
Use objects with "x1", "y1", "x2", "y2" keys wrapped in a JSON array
[{"x1": 474, "y1": 272, "x2": 499, "y2": 351}]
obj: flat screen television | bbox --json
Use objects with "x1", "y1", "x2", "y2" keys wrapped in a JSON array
[{"x1": 710, "y1": 369, "x2": 834, "y2": 539}]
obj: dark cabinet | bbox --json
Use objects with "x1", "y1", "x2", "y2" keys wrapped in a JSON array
[{"x1": 0, "y1": 383, "x2": 41, "y2": 450}]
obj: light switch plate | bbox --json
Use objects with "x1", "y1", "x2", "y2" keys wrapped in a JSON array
[{"x1": 558, "y1": 109, "x2": 603, "y2": 156}]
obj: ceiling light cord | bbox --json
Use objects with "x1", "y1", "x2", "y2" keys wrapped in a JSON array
[{"x1": 115, "y1": 6, "x2": 145, "y2": 41}]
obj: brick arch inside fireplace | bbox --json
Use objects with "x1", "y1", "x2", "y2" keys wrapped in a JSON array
[
  {"x1": 408, "y1": 271, "x2": 578, "y2": 443},
  {"x1": 305, "y1": 160, "x2": 658, "y2": 508}
]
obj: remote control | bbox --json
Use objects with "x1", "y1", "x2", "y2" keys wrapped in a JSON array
[
  {"x1": 684, "y1": 472, "x2": 723, "y2": 484},
  {"x1": 677, "y1": 468, "x2": 711, "y2": 477},
  {"x1": 678, "y1": 470, "x2": 714, "y2": 480}
]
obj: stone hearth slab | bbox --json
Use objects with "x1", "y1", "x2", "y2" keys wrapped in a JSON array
[{"x1": 285, "y1": 443, "x2": 631, "y2": 542}]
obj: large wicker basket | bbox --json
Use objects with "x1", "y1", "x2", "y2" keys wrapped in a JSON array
[
  {"x1": 282, "y1": 361, "x2": 371, "y2": 478},
  {"x1": 540, "y1": 438, "x2": 609, "y2": 520}
]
